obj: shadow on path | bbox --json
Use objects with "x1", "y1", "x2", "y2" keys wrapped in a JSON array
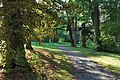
[{"x1": 59, "y1": 46, "x2": 117, "y2": 80}]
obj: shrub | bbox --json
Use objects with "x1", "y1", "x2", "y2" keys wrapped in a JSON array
[{"x1": 98, "y1": 22, "x2": 120, "y2": 53}]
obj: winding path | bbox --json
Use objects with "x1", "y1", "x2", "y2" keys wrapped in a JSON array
[{"x1": 59, "y1": 46, "x2": 117, "y2": 80}]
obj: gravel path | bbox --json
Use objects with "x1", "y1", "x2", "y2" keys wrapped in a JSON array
[{"x1": 59, "y1": 46, "x2": 118, "y2": 80}]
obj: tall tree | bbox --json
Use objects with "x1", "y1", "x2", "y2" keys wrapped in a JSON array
[
  {"x1": 92, "y1": 0, "x2": 101, "y2": 45},
  {"x1": 74, "y1": 17, "x2": 77, "y2": 47},
  {"x1": 2, "y1": 0, "x2": 28, "y2": 69},
  {"x1": 81, "y1": 23, "x2": 87, "y2": 47},
  {"x1": 1, "y1": 0, "x2": 63, "y2": 70},
  {"x1": 63, "y1": 0, "x2": 81, "y2": 47}
]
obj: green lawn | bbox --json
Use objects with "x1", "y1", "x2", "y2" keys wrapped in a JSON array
[
  {"x1": 31, "y1": 42, "x2": 74, "y2": 80},
  {"x1": 32, "y1": 42, "x2": 120, "y2": 78}
]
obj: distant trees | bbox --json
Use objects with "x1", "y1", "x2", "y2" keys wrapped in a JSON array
[
  {"x1": 63, "y1": 0, "x2": 81, "y2": 47},
  {"x1": 61, "y1": 0, "x2": 120, "y2": 52}
]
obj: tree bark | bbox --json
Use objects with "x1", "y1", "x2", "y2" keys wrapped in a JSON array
[
  {"x1": 3, "y1": 0, "x2": 28, "y2": 70},
  {"x1": 68, "y1": 18, "x2": 74, "y2": 46},
  {"x1": 73, "y1": 18, "x2": 77, "y2": 47},
  {"x1": 26, "y1": 37, "x2": 33, "y2": 50},
  {"x1": 81, "y1": 23, "x2": 87, "y2": 47},
  {"x1": 82, "y1": 34, "x2": 86, "y2": 47},
  {"x1": 93, "y1": 1, "x2": 101, "y2": 45}
]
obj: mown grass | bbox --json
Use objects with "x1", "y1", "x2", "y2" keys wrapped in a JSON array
[
  {"x1": 30, "y1": 42, "x2": 74, "y2": 80},
  {"x1": 35, "y1": 42, "x2": 120, "y2": 78}
]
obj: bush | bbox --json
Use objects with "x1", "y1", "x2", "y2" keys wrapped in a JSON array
[
  {"x1": 98, "y1": 22, "x2": 120, "y2": 53},
  {"x1": 98, "y1": 37, "x2": 120, "y2": 52}
]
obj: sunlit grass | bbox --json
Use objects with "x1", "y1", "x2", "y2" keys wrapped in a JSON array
[
  {"x1": 32, "y1": 42, "x2": 120, "y2": 78},
  {"x1": 31, "y1": 42, "x2": 74, "y2": 80}
]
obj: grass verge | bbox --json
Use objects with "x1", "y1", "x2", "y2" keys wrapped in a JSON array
[{"x1": 68, "y1": 46, "x2": 120, "y2": 78}]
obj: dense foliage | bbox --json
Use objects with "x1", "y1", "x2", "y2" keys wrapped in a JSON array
[
  {"x1": 99, "y1": 22, "x2": 120, "y2": 52},
  {"x1": 0, "y1": 0, "x2": 64, "y2": 71}
]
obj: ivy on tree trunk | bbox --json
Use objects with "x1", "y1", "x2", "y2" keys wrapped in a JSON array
[{"x1": 3, "y1": 0, "x2": 28, "y2": 70}]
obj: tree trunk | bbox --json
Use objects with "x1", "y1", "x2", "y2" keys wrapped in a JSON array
[
  {"x1": 81, "y1": 24, "x2": 86, "y2": 47},
  {"x1": 52, "y1": 28, "x2": 59, "y2": 42},
  {"x1": 26, "y1": 38, "x2": 33, "y2": 50},
  {"x1": 68, "y1": 18, "x2": 74, "y2": 46},
  {"x1": 93, "y1": 1, "x2": 101, "y2": 45},
  {"x1": 82, "y1": 34, "x2": 86, "y2": 47},
  {"x1": 3, "y1": 0, "x2": 28, "y2": 70},
  {"x1": 73, "y1": 18, "x2": 77, "y2": 47}
]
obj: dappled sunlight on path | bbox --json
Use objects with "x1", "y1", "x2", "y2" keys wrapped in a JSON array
[{"x1": 59, "y1": 46, "x2": 117, "y2": 80}]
